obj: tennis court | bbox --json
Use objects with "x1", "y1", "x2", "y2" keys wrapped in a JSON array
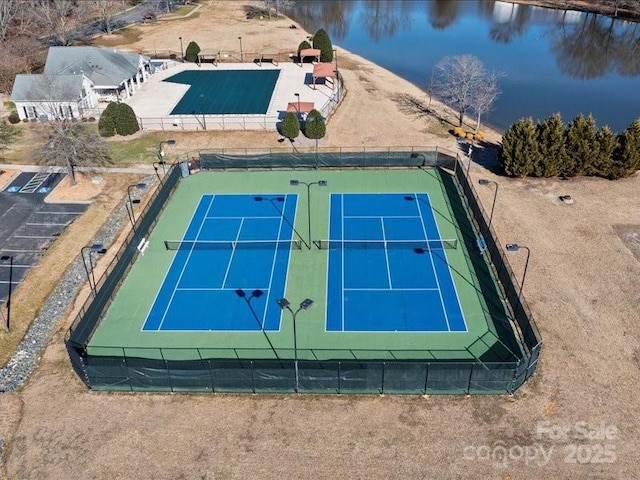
[
  {"x1": 70, "y1": 159, "x2": 540, "y2": 394},
  {"x1": 325, "y1": 193, "x2": 466, "y2": 332},
  {"x1": 164, "y1": 70, "x2": 281, "y2": 115},
  {"x1": 142, "y1": 193, "x2": 298, "y2": 331}
]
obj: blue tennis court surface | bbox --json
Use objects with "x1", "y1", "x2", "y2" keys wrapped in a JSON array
[
  {"x1": 164, "y1": 70, "x2": 281, "y2": 115},
  {"x1": 326, "y1": 193, "x2": 467, "y2": 332},
  {"x1": 142, "y1": 194, "x2": 297, "y2": 331}
]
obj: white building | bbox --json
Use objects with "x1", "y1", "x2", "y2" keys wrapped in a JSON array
[{"x1": 11, "y1": 46, "x2": 151, "y2": 121}]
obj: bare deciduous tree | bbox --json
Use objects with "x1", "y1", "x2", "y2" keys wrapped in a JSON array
[
  {"x1": 95, "y1": 0, "x2": 127, "y2": 35},
  {"x1": 262, "y1": 0, "x2": 295, "y2": 19},
  {"x1": 429, "y1": 54, "x2": 502, "y2": 131},
  {"x1": 33, "y1": 124, "x2": 112, "y2": 185},
  {"x1": 0, "y1": 0, "x2": 18, "y2": 42},
  {"x1": 28, "y1": 76, "x2": 112, "y2": 185},
  {"x1": 41, "y1": 0, "x2": 90, "y2": 46},
  {"x1": 470, "y1": 70, "x2": 501, "y2": 133}
]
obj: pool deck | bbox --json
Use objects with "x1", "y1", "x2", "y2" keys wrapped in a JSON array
[{"x1": 126, "y1": 61, "x2": 338, "y2": 130}]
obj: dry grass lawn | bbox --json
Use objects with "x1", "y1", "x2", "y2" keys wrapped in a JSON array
[{"x1": 2, "y1": 2, "x2": 640, "y2": 479}]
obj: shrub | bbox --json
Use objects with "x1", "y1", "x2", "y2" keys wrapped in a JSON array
[
  {"x1": 185, "y1": 41, "x2": 201, "y2": 62},
  {"x1": 297, "y1": 40, "x2": 311, "y2": 56},
  {"x1": 312, "y1": 29, "x2": 333, "y2": 62},
  {"x1": 281, "y1": 111, "x2": 300, "y2": 140},
  {"x1": 303, "y1": 109, "x2": 326, "y2": 141},
  {"x1": 610, "y1": 118, "x2": 640, "y2": 178},
  {"x1": 98, "y1": 102, "x2": 118, "y2": 137},
  {"x1": 8, "y1": 111, "x2": 20, "y2": 124},
  {"x1": 114, "y1": 103, "x2": 139, "y2": 136}
]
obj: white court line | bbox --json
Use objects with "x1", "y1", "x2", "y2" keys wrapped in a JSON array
[
  {"x1": 141, "y1": 193, "x2": 210, "y2": 332},
  {"x1": 0, "y1": 264, "x2": 30, "y2": 268},
  {"x1": 157, "y1": 196, "x2": 215, "y2": 331},
  {"x1": 416, "y1": 193, "x2": 451, "y2": 332},
  {"x1": 340, "y1": 194, "x2": 345, "y2": 332},
  {"x1": 261, "y1": 197, "x2": 288, "y2": 330},
  {"x1": 221, "y1": 218, "x2": 244, "y2": 288},
  {"x1": 380, "y1": 217, "x2": 392, "y2": 289},
  {"x1": 425, "y1": 193, "x2": 468, "y2": 333},
  {"x1": 205, "y1": 215, "x2": 282, "y2": 220},
  {"x1": 344, "y1": 287, "x2": 440, "y2": 291},
  {"x1": 176, "y1": 287, "x2": 270, "y2": 291},
  {"x1": 343, "y1": 215, "x2": 420, "y2": 219}
]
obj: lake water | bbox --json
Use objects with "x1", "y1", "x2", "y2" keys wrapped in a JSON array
[{"x1": 288, "y1": 0, "x2": 640, "y2": 133}]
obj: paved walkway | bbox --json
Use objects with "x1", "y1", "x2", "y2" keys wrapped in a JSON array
[{"x1": 0, "y1": 164, "x2": 155, "y2": 174}]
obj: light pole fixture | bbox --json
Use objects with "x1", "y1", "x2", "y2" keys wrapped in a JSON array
[
  {"x1": 478, "y1": 179, "x2": 499, "y2": 233},
  {"x1": 178, "y1": 36, "x2": 184, "y2": 62},
  {"x1": 199, "y1": 94, "x2": 207, "y2": 130},
  {"x1": 277, "y1": 297, "x2": 314, "y2": 393},
  {"x1": 466, "y1": 142, "x2": 474, "y2": 177},
  {"x1": 238, "y1": 36, "x2": 243, "y2": 62},
  {"x1": 157, "y1": 139, "x2": 176, "y2": 174},
  {"x1": 0, "y1": 255, "x2": 13, "y2": 331},
  {"x1": 127, "y1": 182, "x2": 147, "y2": 228},
  {"x1": 289, "y1": 180, "x2": 327, "y2": 249},
  {"x1": 410, "y1": 152, "x2": 426, "y2": 167},
  {"x1": 80, "y1": 244, "x2": 106, "y2": 295},
  {"x1": 294, "y1": 92, "x2": 300, "y2": 114},
  {"x1": 235, "y1": 289, "x2": 281, "y2": 363},
  {"x1": 505, "y1": 243, "x2": 531, "y2": 302}
]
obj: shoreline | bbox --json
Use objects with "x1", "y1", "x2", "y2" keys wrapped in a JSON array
[{"x1": 511, "y1": 0, "x2": 640, "y2": 21}]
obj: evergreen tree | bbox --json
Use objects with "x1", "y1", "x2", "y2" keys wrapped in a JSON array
[
  {"x1": 185, "y1": 41, "x2": 201, "y2": 63},
  {"x1": 499, "y1": 117, "x2": 539, "y2": 177},
  {"x1": 114, "y1": 103, "x2": 140, "y2": 136},
  {"x1": 593, "y1": 126, "x2": 617, "y2": 177},
  {"x1": 297, "y1": 40, "x2": 311, "y2": 56},
  {"x1": 564, "y1": 114, "x2": 598, "y2": 177},
  {"x1": 303, "y1": 109, "x2": 326, "y2": 153},
  {"x1": 612, "y1": 118, "x2": 640, "y2": 178},
  {"x1": 535, "y1": 113, "x2": 566, "y2": 177},
  {"x1": 312, "y1": 28, "x2": 333, "y2": 62},
  {"x1": 281, "y1": 111, "x2": 300, "y2": 141}
]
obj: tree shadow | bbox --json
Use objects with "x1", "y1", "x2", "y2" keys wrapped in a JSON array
[{"x1": 391, "y1": 93, "x2": 456, "y2": 128}]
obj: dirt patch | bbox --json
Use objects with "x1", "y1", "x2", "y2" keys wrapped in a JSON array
[
  {"x1": 45, "y1": 172, "x2": 105, "y2": 203},
  {"x1": 0, "y1": 168, "x2": 19, "y2": 190}
]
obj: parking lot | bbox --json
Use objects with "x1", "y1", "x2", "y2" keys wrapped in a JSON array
[{"x1": 0, "y1": 172, "x2": 88, "y2": 304}]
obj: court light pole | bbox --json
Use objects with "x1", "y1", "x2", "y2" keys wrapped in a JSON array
[
  {"x1": 127, "y1": 182, "x2": 147, "y2": 228},
  {"x1": 289, "y1": 180, "x2": 327, "y2": 249},
  {"x1": 199, "y1": 94, "x2": 207, "y2": 130},
  {"x1": 478, "y1": 179, "x2": 499, "y2": 233},
  {"x1": 0, "y1": 255, "x2": 13, "y2": 331},
  {"x1": 178, "y1": 36, "x2": 184, "y2": 61},
  {"x1": 238, "y1": 36, "x2": 243, "y2": 62},
  {"x1": 235, "y1": 289, "x2": 282, "y2": 364},
  {"x1": 294, "y1": 92, "x2": 300, "y2": 114},
  {"x1": 157, "y1": 139, "x2": 176, "y2": 174},
  {"x1": 410, "y1": 152, "x2": 426, "y2": 167},
  {"x1": 81, "y1": 244, "x2": 107, "y2": 295},
  {"x1": 505, "y1": 244, "x2": 531, "y2": 302},
  {"x1": 277, "y1": 297, "x2": 314, "y2": 393},
  {"x1": 466, "y1": 141, "x2": 474, "y2": 177}
]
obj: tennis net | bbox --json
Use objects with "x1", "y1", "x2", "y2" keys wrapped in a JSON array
[
  {"x1": 164, "y1": 239, "x2": 303, "y2": 250},
  {"x1": 314, "y1": 239, "x2": 458, "y2": 250}
]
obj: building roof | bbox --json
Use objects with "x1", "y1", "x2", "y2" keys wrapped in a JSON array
[
  {"x1": 11, "y1": 74, "x2": 86, "y2": 102},
  {"x1": 43, "y1": 46, "x2": 147, "y2": 87}
]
